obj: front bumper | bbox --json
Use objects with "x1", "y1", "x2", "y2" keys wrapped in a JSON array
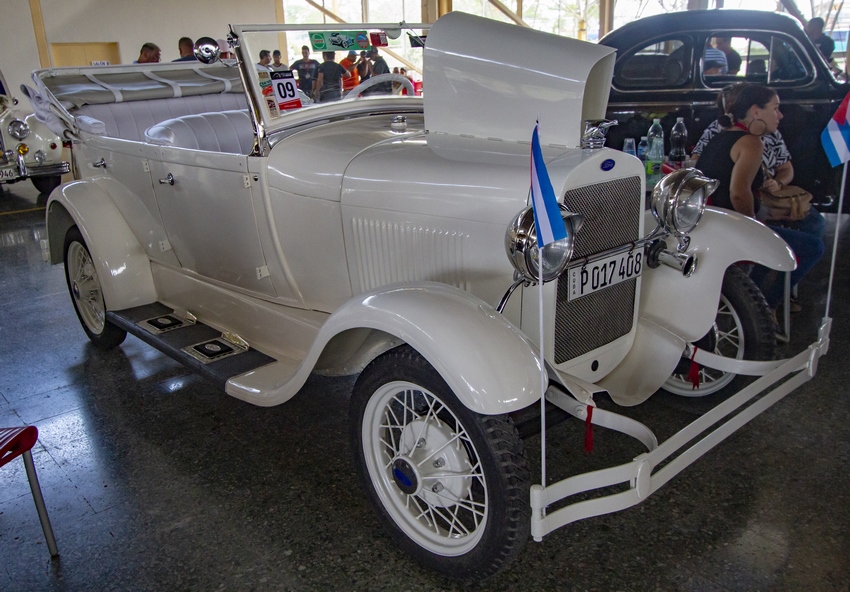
[{"x1": 0, "y1": 159, "x2": 70, "y2": 183}]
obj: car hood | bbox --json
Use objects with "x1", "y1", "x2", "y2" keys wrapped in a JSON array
[{"x1": 423, "y1": 11, "x2": 616, "y2": 148}]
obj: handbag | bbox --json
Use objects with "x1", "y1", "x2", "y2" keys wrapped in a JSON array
[{"x1": 758, "y1": 167, "x2": 812, "y2": 222}]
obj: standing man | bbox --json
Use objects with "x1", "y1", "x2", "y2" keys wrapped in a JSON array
[
  {"x1": 135, "y1": 42, "x2": 161, "y2": 64},
  {"x1": 290, "y1": 45, "x2": 320, "y2": 97},
  {"x1": 271, "y1": 50, "x2": 289, "y2": 71},
  {"x1": 313, "y1": 51, "x2": 350, "y2": 102},
  {"x1": 805, "y1": 17, "x2": 835, "y2": 62},
  {"x1": 257, "y1": 50, "x2": 272, "y2": 71},
  {"x1": 339, "y1": 50, "x2": 363, "y2": 94},
  {"x1": 357, "y1": 50, "x2": 372, "y2": 83},
  {"x1": 365, "y1": 47, "x2": 391, "y2": 94},
  {"x1": 173, "y1": 37, "x2": 197, "y2": 62},
  {"x1": 714, "y1": 37, "x2": 740, "y2": 75}
]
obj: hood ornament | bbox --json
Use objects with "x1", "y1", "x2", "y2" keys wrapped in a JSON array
[{"x1": 580, "y1": 119, "x2": 618, "y2": 150}]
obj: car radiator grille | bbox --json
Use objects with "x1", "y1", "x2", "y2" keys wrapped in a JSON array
[{"x1": 554, "y1": 176, "x2": 643, "y2": 364}]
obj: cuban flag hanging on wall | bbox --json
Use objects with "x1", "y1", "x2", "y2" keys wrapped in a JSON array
[
  {"x1": 531, "y1": 123, "x2": 566, "y2": 247},
  {"x1": 822, "y1": 91, "x2": 850, "y2": 167}
]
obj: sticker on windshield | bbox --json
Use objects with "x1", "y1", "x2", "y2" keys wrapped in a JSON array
[
  {"x1": 271, "y1": 71, "x2": 302, "y2": 111},
  {"x1": 257, "y1": 71, "x2": 280, "y2": 118},
  {"x1": 310, "y1": 31, "x2": 369, "y2": 51}
]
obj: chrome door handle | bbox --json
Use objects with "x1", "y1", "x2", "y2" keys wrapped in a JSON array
[
  {"x1": 158, "y1": 173, "x2": 174, "y2": 185},
  {"x1": 93, "y1": 158, "x2": 106, "y2": 168}
]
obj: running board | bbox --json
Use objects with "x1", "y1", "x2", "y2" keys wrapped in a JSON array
[{"x1": 107, "y1": 303, "x2": 276, "y2": 390}]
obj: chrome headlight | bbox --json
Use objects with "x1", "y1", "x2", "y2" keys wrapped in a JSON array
[
  {"x1": 505, "y1": 205, "x2": 584, "y2": 284},
  {"x1": 651, "y1": 168, "x2": 717, "y2": 236},
  {"x1": 8, "y1": 119, "x2": 30, "y2": 140},
  {"x1": 194, "y1": 36, "x2": 221, "y2": 63}
]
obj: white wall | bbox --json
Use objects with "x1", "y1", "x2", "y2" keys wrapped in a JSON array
[
  {"x1": 1, "y1": 0, "x2": 44, "y2": 105},
  {"x1": 1, "y1": 0, "x2": 276, "y2": 110}
]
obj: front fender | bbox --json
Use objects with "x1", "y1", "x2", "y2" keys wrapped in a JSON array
[
  {"x1": 641, "y1": 207, "x2": 795, "y2": 341},
  {"x1": 230, "y1": 282, "x2": 544, "y2": 413},
  {"x1": 46, "y1": 179, "x2": 156, "y2": 310},
  {"x1": 597, "y1": 208, "x2": 796, "y2": 406},
  {"x1": 319, "y1": 282, "x2": 542, "y2": 414}
]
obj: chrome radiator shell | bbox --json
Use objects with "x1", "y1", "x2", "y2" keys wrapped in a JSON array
[{"x1": 554, "y1": 176, "x2": 643, "y2": 364}]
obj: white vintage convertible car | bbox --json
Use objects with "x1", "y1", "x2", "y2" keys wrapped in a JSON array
[
  {"x1": 0, "y1": 70, "x2": 69, "y2": 194},
  {"x1": 28, "y1": 12, "x2": 830, "y2": 579}
]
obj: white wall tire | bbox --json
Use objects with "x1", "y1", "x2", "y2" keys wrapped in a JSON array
[
  {"x1": 349, "y1": 345, "x2": 530, "y2": 579},
  {"x1": 63, "y1": 227, "x2": 126, "y2": 350}
]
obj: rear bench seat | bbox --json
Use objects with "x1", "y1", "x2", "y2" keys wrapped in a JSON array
[
  {"x1": 144, "y1": 110, "x2": 254, "y2": 154},
  {"x1": 71, "y1": 94, "x2": 248, "y2": 142}
]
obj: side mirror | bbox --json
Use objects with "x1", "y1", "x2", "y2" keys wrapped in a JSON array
[{"x1": 194, "y1": 37, "x2": 221, "y2": 64}]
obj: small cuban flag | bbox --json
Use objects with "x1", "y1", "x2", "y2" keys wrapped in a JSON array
[
  {"x1": 531, "y1": 123, "x2": 567, "y2": 247},
  {"x1": 822, "y1": 91, "x2": 850, "y2": 167}
]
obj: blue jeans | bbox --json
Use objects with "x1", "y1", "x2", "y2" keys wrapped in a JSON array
[
  {"x1": 768, "y1": 207, "x2": 826, "y2": 239},
  {"x1": 750, "y1": 224, "x2": 825, "y2": 309}
]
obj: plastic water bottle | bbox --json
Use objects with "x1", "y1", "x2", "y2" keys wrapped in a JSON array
[
  {"x1": 645, "y1": 136, "x2": 664, "y2": 191},
  {"x1": 669, "y1": 117, "x2": 688, "y2": 169},
  {"x1": 622, "y1": 137, "x2": 637, "y2": 157},
  {"x1": 647, "y1": 118, "x2": 664, "y2": 155},
  {"x1": 637, "y1": 136, "x2": 649, "y2": 161}
]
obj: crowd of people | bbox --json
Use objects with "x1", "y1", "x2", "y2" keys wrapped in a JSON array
[
  {"x1": 256, "y1": 45, "x2": 404, "y2": 102},
  {"x1": 132, "y1": 37, "x2": 414, "y2": 103}
]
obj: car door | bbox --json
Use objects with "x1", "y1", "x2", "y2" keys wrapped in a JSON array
[{"x1": 150, "y1": 148, "x2": 277, "y2": 297}]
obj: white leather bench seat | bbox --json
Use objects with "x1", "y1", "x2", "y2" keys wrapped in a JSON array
[
  {"x1": 144, "y1": 110, "x2": 254, "y2": 154},
  {"x1": 71, "y1": 94, "x2": 248, "y2": 142}
]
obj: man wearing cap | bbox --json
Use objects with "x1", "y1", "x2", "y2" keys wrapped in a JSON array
[
  {"x1": 365, "y1": 47, "x2": 392, "y2": 95},
  {"x1": 339, "y1": 50, "x2": 364, "y2": 93}
]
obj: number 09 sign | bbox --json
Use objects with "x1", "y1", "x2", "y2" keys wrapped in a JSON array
[{"x1": 271, "y1": 71, "x2": 302, "y2": 111}]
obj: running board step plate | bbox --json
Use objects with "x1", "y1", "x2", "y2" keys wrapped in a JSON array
[{"x1": 107, "y1": 302, "x2": 275, "y2": 390}]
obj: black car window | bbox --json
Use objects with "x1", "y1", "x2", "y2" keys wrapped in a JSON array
[
  {"x1": 614, "y1": 36, "x2": 693, "y2": 89},
  {"x1": 768, "y1": 37, "x2": 809, "y2": 84},
  {"x1": 702, "y1": 35, "x2": 771, "y2": 87}
]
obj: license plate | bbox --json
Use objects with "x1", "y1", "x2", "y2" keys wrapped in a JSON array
[
  {"x1": 0, "y1": 168, "x2": 18, "y2": 179},
  {"x1": 567, "y1": 249, "x2": 643, "y2": 301}
]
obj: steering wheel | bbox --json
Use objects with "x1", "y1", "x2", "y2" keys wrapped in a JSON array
[
  {"x1": 344, "y1": 73, "x2": 415, "y2": 99},
  {"x1": 297, "y1": 88, "x2": 313, "y2": 105}
]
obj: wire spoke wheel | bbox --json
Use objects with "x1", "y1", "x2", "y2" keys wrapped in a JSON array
[
  {"x1": 350, "y1": 345, "x2": 530, "y2": 579},
  {"x1": 63, "y1": 227, "x2": 126, "y2": 350},
  {"x1": 67, "y1": 241, "x2": 107, "y2": 334},
  {"x1": 365, "y1": 381, "x2": 487, "y2": 553}
]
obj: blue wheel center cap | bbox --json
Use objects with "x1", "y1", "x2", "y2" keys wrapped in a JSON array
[{"x1": 392, "y1": 458, "x2": 418, "y2": 494}]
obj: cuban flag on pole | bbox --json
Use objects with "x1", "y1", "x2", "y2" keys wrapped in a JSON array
[
  {"x1": 822, "y1": 91, "x2": 850, "y2": 167},
  {"x1": 531, "y1": 123, "x2": 567, "y2": 246}
]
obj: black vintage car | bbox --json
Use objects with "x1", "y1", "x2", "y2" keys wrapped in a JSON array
[{"x1": 600, "y1": 9, "x2": 849, "y2": 203}]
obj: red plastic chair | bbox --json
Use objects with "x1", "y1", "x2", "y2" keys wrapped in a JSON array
[{"x1": 0, "y1": 426, "x2": 58, "y2": 556}]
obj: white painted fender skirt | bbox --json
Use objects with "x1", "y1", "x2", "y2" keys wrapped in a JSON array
[
  {"x1": 227, "y1": 282, "x2": 544, "y2": 414},
  {"x1": 598, "y1": 207, "x2": 796, "y2": 406},
  {"x1": 47, "y1": 179, "x2": 157, "y2": 310}
]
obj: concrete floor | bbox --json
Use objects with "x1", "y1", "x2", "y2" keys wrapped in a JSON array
[{"x1": 1, "y1": 179, "x2": 848, "y2": 591}]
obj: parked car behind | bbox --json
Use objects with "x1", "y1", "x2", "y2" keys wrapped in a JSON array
[
  {"x1": 600, "y1": 9, "x2": 849, "y2": 204},
  {"x1": 0, "y1": 70, "x2": 69, "y2": 195}
]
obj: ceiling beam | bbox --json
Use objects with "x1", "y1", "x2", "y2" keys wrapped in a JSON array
[{"x1": 489, "y1": 0, "x2": 530, "y2": 27}]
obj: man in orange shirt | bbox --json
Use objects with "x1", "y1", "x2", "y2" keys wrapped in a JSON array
[{"x1": 340, "y1": 50, "x2": 362, "y2": 94}]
